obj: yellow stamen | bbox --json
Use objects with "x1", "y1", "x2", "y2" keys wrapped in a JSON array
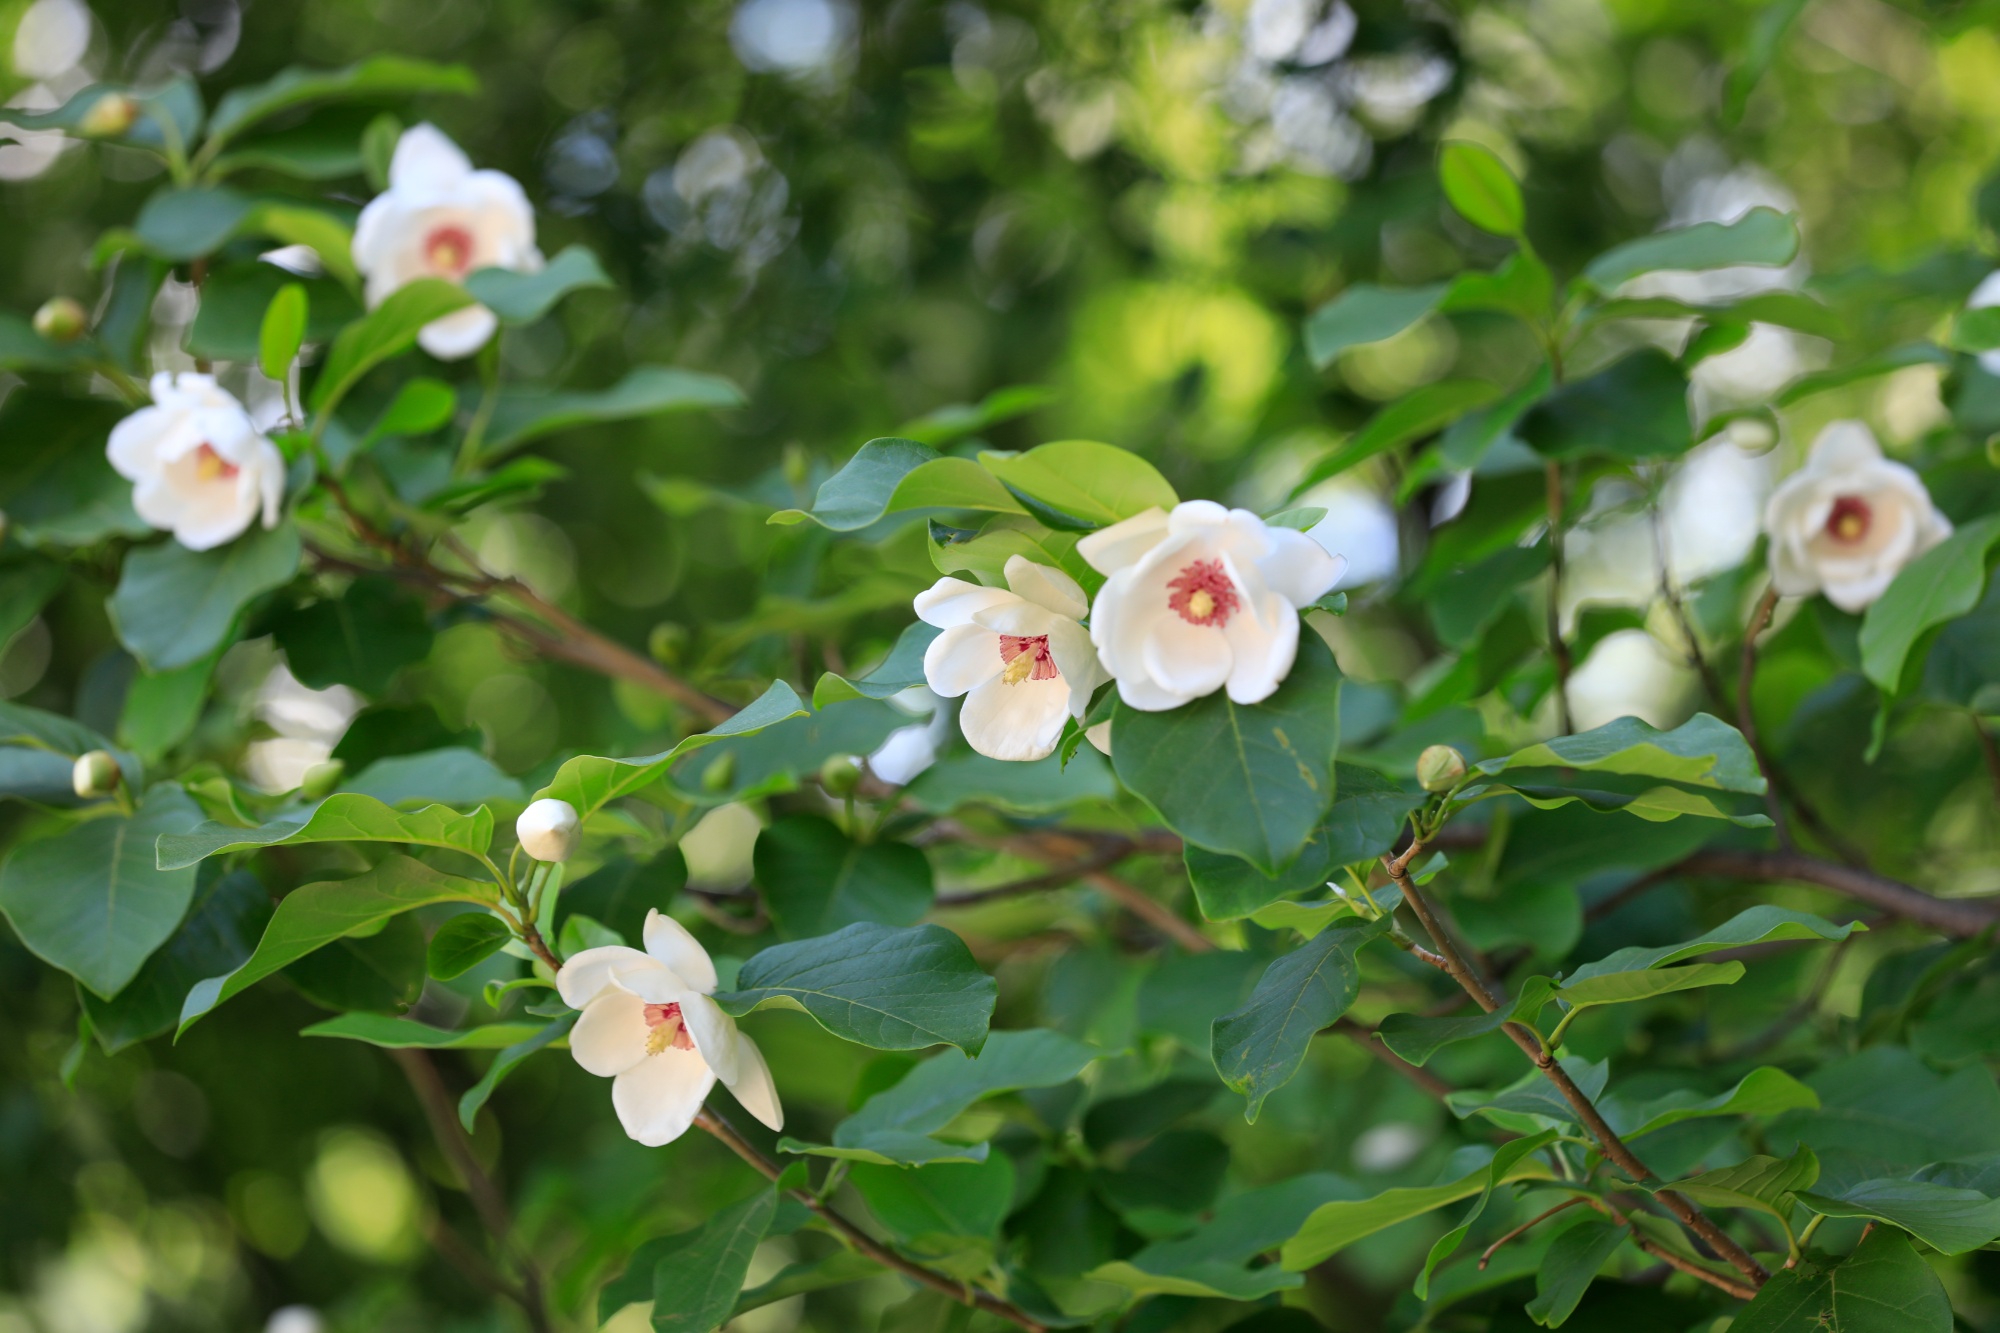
[
  {"x1": 195, "y1": 448, "x2": 228, "y2": 481},
  {"x1": 645, "y1": 1025, "x2": 673, "y2": 1056},
  {"x1": 1832, "y1": 512, "x2": 1865, "y2": 541},
  {"x1": 1187, "y1": 589, "x2": 1215, "y2": 621},
  {"x1": 1002, "y1": 651, "x2": 1036, "y2": 685}
]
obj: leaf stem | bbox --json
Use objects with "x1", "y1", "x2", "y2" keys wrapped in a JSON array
[
  {"x1": 692, "y1": 1108, "x2": 1048, "y2": 1332},
  {"x1": 1478, "y1": 1196, "x2": 1589, "y2": 1269}
]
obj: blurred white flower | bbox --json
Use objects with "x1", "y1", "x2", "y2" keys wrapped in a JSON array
[
  {"x1": 729, "y1": 0, "x2": 856, "y2": 76},
  {"x1": 1081, "y1": 502, "x2": 1343, "y2": 711},
  {"x1": 1246, "y1": 0, "x2": 1355, "y2": 65},
  {"x1": 916, "y1": 556, "x2": 1106, "y2": 761},
  {"x1": 1352, "y1": 1121, "x2": 1425, "y2": 1173},
  {"x1": 642, "y1": 126, "x2": 796, "y2": 274},
  {"x1": 351, "y1": 124, "x2": 541, "y2": 360},
  {"x1": 1566, "y1": 629, "x2": 1696, "y2": 733},
  {"x1": 1766, "y1": 420, "x2": 1951, "y2": 612},
  {"x1": 12, "y1": 0, "x2": 91, "y2": 80},
  {"x1": 559, "y1": 910, "x2": 782, "y2": 1146},
  {"x1": 1964, "y1": 270, "x2": 2000, "y2": 378},
  {"x1": 263, "y1": 1309, "x2": 325, "y2": 1333},
  {"x1": 107, "y1": 372, "x2": 284, "y2": 551},
  {"x1": 245, "y1": 665, "x2": 359, "y2": 793},
  {"x1": 0, "y1": 79, "x2": 78, "y2": 181},
  {"x1": 1300, "y1": 477, "x2": 1399, "y2": 589},
  {"x1": 259, "y1": 244, "x2": 324, "y2": 277},
  {"x1": 680, "y1": 802, "x2": 762, "y2": 888}
]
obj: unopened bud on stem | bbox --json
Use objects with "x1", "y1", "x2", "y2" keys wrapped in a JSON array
[
  {"x1": 819, "y1": 754, "x2": 862, "y2": 797},
  {"x1": 516, "y1": 797, "x2": 581, "y2": 863},
  {"x1": 1416, "y1": 744, "x2": 1467, "y2": 793},
  {"x1": 33, "y1": 297, "x2": 88, "y2": 343},
  {"x1": 72, "y1": 751, "x2": 122, "y2": 800},
  {"x1": 78, "y1": 93, "x2": 139, "y2": 138}
]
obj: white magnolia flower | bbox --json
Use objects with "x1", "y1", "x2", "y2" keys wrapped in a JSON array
[
  {"x1": 1765, "y1": 421, "x2": 1951, "y2": 613},
  {"x1": 914, "y1": 556, "x2": 1108, "y2": 762},
  {"x1": 558, "y1": 910, "x2": 781, "y2": 1147},
  {"x1": 1967, "y1": 270, "x2": 2000, "y2": 377},
  {"x1": 107, "y1": 373, "x2": 284, "y2": 551},
  {"x1": 1078, "y1": 501, "x2": 1344, "y2": 711},
  {"x1": 351, "y1": 124, "x2": 541, "y2": 361}
]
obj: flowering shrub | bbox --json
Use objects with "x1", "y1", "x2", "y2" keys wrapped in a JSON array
[{"x1": 1, "y1": 11, "x2": 2000, "y2": 1333}]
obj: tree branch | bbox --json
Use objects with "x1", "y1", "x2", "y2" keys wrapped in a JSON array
[
  {"x1": 694, "y1": 1109, "x2": 1047, "y2": 1332},
  {"x1": 1331, "y1": 1018, "x2": 1455, "y2": 1102}
]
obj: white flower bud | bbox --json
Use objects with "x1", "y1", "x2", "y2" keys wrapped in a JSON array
[
  {"x1": 516, "y1": 798, "x2": 581, "y2": 863},
  {"x1": 1416, "y1": 744, "x2": 1467, "y2": 793},
  {"x1": 72, "y1": 750, "x2": 121, "y2": 800}
]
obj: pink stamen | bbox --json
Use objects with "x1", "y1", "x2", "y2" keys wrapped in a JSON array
[
  {"x1": 1825, "y1": 495, "x2": 1871, "y2": 544},
  {"x1": 642, "y1": 1001, "x2": 696, "y2": 1053},
  {"x1": 1167, "y1": 558, "x2": 1240, "y2": 627},
  {"x1": 998, "y1": 634, "x2": 1060, "y2": 683}
]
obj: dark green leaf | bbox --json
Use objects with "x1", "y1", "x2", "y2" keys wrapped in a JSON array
[
  {"x1": 1582, "y1": 207, "x2": 1800, "y2": 290},
  {"x1": 1475, "y1": 712, "x2": 1766, "y2": 793},
  {"x1": 1298, "y1": 379, "x2": 1505, "y2": 492},
  {"x1": 206, "y1": 56, "x2": 478, "y2": 145},
  {"x1": 0, "y1": 786, "x2": 203, "y2": 999},
  {"x1": 184, "y1": 263, "x2": 360, "y2": 363},
  {"x1": 1375, "y1": 979, "x2": 1555, "y2": 1066},
  {"x1": 310, "y1": 278, "x2": 476, "y2": 413},
  {"x1": 108, "y1": 522, "x2": 303, "y2": 672},
  {"x1": 464, "y1": 245, "x2": 611, "y2": 323},
  {"x1": 158, "y1": 793, "x2": 496, "y2": 869},
  {"x1": 1439, "y1": 141, "x2": 1525, "y2": 236},
  {"x1": 1858, "y1": 515, "x2": 2000, "y2": 693},
  {"x1": 1304, "y1": 282, "x2": 1446, "y2": 368},
  {"x1": 1798, "y1": 1178, "x2": 2000, "y2": 1255},
  {"x1": 79, "y1": 868, "x2": 270, "y2": 1052},
  {"x1": 1087, "y1": 1173, "x2": 1352, "y2": 1300},
  {"x1": 1730, "y1": 1228, "x2": 1951, "y2": 1333},
  {"x1": 134, "y1": 187, "x2": 255, "y2": 261},
  {"x1": 1113, "y1": 632, "x2": 1342, "y2": 875},
  {"x1": 813, "y1": 621, "x2": 939, "y2": 707},
  {"x1": 753, "y1": 814, "x2": 934, "y2": 939},
  {"x1": 651, "y1": 1189, "x2": 777, "y2": 1333},
  {"x1": 1524, "y1": 1216, "x2": 1627, "y2": 1327},
  {"x1": 850, "y1": 1156, "x2": 1014, "y2": 1274},
  {"x1": 478, "y1": 366, "x2": 745, "y2": 462},
  {"x1": 1667, "y1": 1146, "x2": 1819, "y2": 1221},
  {"x1": 426, "y1": 912, "x2": 513, "y2": 980},
  {"x1": 118, "y1": 653, "x2": 218, "y2": 762},
  {"x1": 771, "y1": 439, "x2": 1024, "y2": 531},
  {"x1": 1280, "y1": 1144, "x2": 1558, "y2": 1269},
  {"x1": 0, "y1": 392, "x2": 148, "y2": 548},
  {"x1": 1565, "y1": 906, "x2": 1861, "y2": 984},
  {"x1": 1416, "y1": 1131, "x2": 1560, "y2": 1298},
  {"x1": 370, "y1": 378, "x2": 456, "y2": 438},
  {"x1": 713, "y1": 922, "x2": 997, "y2": 1054},
  {"x1": 1517, "y1": 350, "x2": 1691, "y2": 460},
  {"x1": 268, "y1": 575, "x2": 433, "y2": 695},
  {"x1": 1211, "y1": 917, "x2": 1387, "y2": 1122},
  {"x1": 457, "y1": 1012, "x2": 573, "y2": 1131},
  {"x1": 1605, "y1": 1066, "x2": 1819, "y2": 1139},
  {"x1": 344, "y1": 749, "x2": 524, "y2": 808},
  {"x1": 284, "y1": 911, "x2": 424, "y2": 1012}
]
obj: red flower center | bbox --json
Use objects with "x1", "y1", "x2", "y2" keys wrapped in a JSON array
[
  {"x1": 424, "y1": 224, "x2": 477, "y2": 278},
  {"x1": 998, "y1": 634, "x2": 1059, "y2": 685},
  {"x1": 642, "y1": 1001, "x2": 696, "y2": 1055},
  {"x1": 1824, "y1": 495, "x2": 1871, "y2": 544},
  {"x1": 192, "y1": 443, "x2": 239, "y2": 482},
  {"x1": 1167, "y1": 558, "x2": 1240, "y2": 627}
]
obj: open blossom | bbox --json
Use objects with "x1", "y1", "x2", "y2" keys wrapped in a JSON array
[
  {"x1": 107, "y1": 373, "x2": 284, "y2": 551},
  {"x1": 1079, "y1": 501, "x2": 1344, "y2": 711},
  {"x1": 557, "y1": 910, "x2": 781, "y2": 1147},
  {"x1": 1765, "y1": 421, "x2": 1951, "y2": 613},
  {"x1": 915, "y1": 556, "x2": 1108, "y2": 762},
  {"x1": 351, "y1": 124, "x2": 541, "y2": 361}
]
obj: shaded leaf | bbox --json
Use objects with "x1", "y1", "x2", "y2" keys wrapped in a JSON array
[
  {"x1": 1730, "y1": 1228, "x2": 1951, "y2": 1333},
  {"x1": 1281, "y1": 1145, "x2": 1557, "y2": 1269},
  {"x1": 425, "y1": 912, "x2": 513, "y2": 980},
  {"x1": 753, "y1": 814, "x2": 933, "y2": 939},
  {"x1": 300, "y1": 1012, "x2": 545, "y2": 1049},
  {"x1": 1517, "y1": 350, "x2": 1691, "y2": 460},
  {"x1": 158, "y1": 793, "x2": 496, "y2": 869},
  {"x1": 108, "y1": 522, "x2": 302, "y2": 672},
  {"x1": 1858, "y1": 514, "x2": 2000, "y2": 693},
  {"x1": 80, "y1": 868, "x2": 270, "y2": 1052},
  {"x1": 478, "y1": 366, "x2": 744, "y2": 462},
  {"x1": 1212, "y1": 917, "x2": 1388, "y2": 1121},
  {"x1": 1582, "y1": 207, "x2": 1799, "y2": 290},
  {"x1": 464, "y1": 245, "x2": 610, "y2": 323}
]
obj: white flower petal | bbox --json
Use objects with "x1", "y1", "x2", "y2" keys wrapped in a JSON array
[
  {"x1": 417, "y1": 304, "x2": 498, "y2": 360},
  {"x1": 724, "y1": 1031, "x2": 784, "y2": 1132},
  {"x1": 610, "y1": 1047, "x2": 716, "y2": 1146},
  {"x1": 1076, "y1": 507, "x2": 1169, "y2": 575},
  {"x1": 959, "y1": 674, "x2": 1071, "y2": 760},
  {"x1": 1222, "y1": 592, "x2": 1299, "y2": 704},
  {"x1": 923, "y1": 622, "x2": 1003, "y2": 698},
  {"x1": 677, "y1": 992, "x2": 742, "y2": 1086},
  {"x1": 390, "y1": 123, "x2": 474, "y2": 189},
  {"x1": 556, "y1": 945, "x2": 667, "y2": 1009},
  {"x1": 1141, "y1": 615, "x2": 1232, "y2": 700},
  {"x1": 1003, "y1": 556, "x2": 1090, "y2": 619},
  {"x1": 1258, "y1": 528, "x2": 1343, "y2": 607},
  {"x1": 569, "y1": 990, "x2": 650, "y2": 1077},
  {"x1": 641, "y1": 909, "x2": 719, "y2": 994},
  {"x1": 914, "y1": 577, "x2": 1017, "y2": 629}
]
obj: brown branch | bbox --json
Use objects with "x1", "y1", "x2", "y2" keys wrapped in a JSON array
[
  {"x1": 1479, "y1": 1196, "x2": 1590, "y2": 1269},
  {"x1": 1332, "y1": 1018, "x2": 1454, "y2": 1102},
  {"x1": 392, "y1": 1050, "x2": 554, "y2": 1333},
  {"x1": 1674, "y1": 848, "x2": 1998, "y2": 938},
  {"x1": 1736, "y1": 585, "x2": 1793, "y2": 843},
  {"x1": 1627, "y1": 1231, "x2": 1759, "y2": 1301},
  {"x1": 1975, "y1": 714, "x2": 2000, "y2": 808},
  {"x1": 1381, "y1": 851, "x2": 1769, "y2": 1289},
  {"x1": 1083, "y1": 870, "x2": 1214, "y2": 953},
  {"x1": 1545, "y1": 461, "x2": 1574, "y2": 735},
  {"x1": 933, "y1": 845, "x2": 1135, "y2": 908},
  {"x1": 694, "y1": 1109, "x2": 1046, "y2": 1332}
]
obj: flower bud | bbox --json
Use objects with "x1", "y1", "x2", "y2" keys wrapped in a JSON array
[
  {"x1": 72, "y1": 750, "x2": 122, "y2": 800},
  {"x1": 516, "y1": 798, "x2": 581, "y2": 863},
  {"x1": 700, "y1": 750, "x2": 736, "y2": 793},
  {"x1": 819, "y1": 754, "x2": 862, "y2": 797},
  {"x1": 1416, "y1": 744, "x2": 1467, "y2": 793},
  {"x1": 300, "y1": 759, "x2": 345, "y2": 799},
  {"x1": 78, "y1": 93, "x2": 139, "y2": 139},
  {"x1": 648, "y1": 622, "x2": 688, "y2": 667},
  {"x1": 32, "y1": 296, "x2": 88, "y2": 344}
]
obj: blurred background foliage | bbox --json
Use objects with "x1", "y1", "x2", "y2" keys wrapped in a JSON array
[{"x1": 6, "y1": 0, "x2": 2000, "y2": 1331}]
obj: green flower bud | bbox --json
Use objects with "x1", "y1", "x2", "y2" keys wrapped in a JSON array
[
  {"x1": 819, "y1": 754, "x2": 862, "y2": 797},
  {"x1": 648, "y1": 622, "x2": 688, "y2": 667},
  {"x1": 72, "y1": 750, "x2": 122, "y2": 800},
  {"x1": 32, "y1": 296, "x2": 88, "y2": 344},
  {"x1": 700, "y1": 750, "x2": 737, "y2": 793},
  {"x1": 77, "y1": 93, "x2": 139, "y2": 139},
  {"x1": 1416, "y1": 744, "x2": 1467, "y2": 793},
  {"x1": 300, "y1": 759, "x2": 345, "y2": 799}
]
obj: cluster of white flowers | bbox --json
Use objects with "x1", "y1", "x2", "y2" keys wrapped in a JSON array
[
  {"x1": 914, "y1": 502, "x2": 1346, "y2": 762},
  {"x1": 105, "y1": 125, "x2": 538, "y2": 551}
]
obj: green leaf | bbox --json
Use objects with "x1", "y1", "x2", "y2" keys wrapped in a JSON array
[
  {"x1": 1517, "y1": 349, "x2": 1691, "y2": 460},
  {"x1": 269, "y1": 575, "x2": 433, "y2": 695},
  {"x1": 184, "y1": 263, "x2": 360, "y2": 363},
  {"x1": 1787, "y1": 1046, "x2": 2000, "y2": 1169},
  {"x1": 1729, "y1": 1228, "x2": 1951, "y2": 1333},
  {"x1": 426, "y1": 912, "x2": 513, "y2": 980},
  {"x1": 0, "y1": 392, "x2": 149, "y2": 548},
  {"x1": 1304, "y1": 282, "x2": 1447, "y2": 368},
  {"x1": 1088, "y1": 1173, "x2": 1352, "y2": 1300},
  {"x1": 253, "y1": 204, "x2": 361, "y2": 287},
  {"x1": 1440, "y1": 141, "x2": 1525, "y2": 237},
  {"x1": 651, "y1": 1189, "x2": 777, "y2": 1333},
  {"x1": 206, "y1": 56, "x2": 478, "y2": 146},
  {"x1": 1416, "y1": 1131, "x2": 1560, "y2": 1299},
  {"x1": 259, "y1": 282, "x2": 308, "y2": 380},
  {"x1": 79, "y1": 868, "x2": 270, "y2": 1053},
  {"x1": 1280, "y1": 1144, "x2": 1557, "y2": 1269},
  {"x1": 1112, "y1": 631, "x2": 1342, "y2": 875},
  {"x1": 310, "y1": 278, "x2": 476, "y2": 413},
  {"x1": 1296, "y1": 379, "x2": 1504, "y2": 491},
  {"x1": 533, "y1": 679, "x2": 808, "y2": 819},
  {"x1": 1583, "y1": 291, "x2": 1845, "y2": 341},
  {"x1": 1375, "y1": 978, "x2": 1557, "y2": 1066},
  {"x1": 370, "y1": 378, "x2": 457, "y2": 439},
  {"x1": 0, "y1": 700, "x2": 141, "y2": 797},
  {"x1": 1951, "y1": 305, "x2": 2000, "y2": 353},
  {"x1": 926, "y1": 514, "x2": 1088, "y2": 590},
  {"x1": 177, "y1": 854, "x2": 497, "y2": 1034},
  {"x1": 0, "y1": 311, "x2": 91, "y2": 371},
  {"x1": 1475, "y1": 712, "x2": 1765, "y2": 793},
  {"x1": 463, "y1": 246, "x2": 611, "y2": 324},
  {"x1": 1555, "y1": 960, "x2": 1744, "y2": 1012},
  {"x1": 1667, "y1": 1146, "x2": 1819, "y2": 1221},
  {"x1": 771, "y1": 439, "x2": 1025, "y2": 531},
  {"x1": 345, "y1": 749, "x2": 524, "y2": 808},
  {"x1": 157, "y1": 793, "x2": 496, "y2": 870},
  {"x1": 1859, "y1": 515, "x2": 2000, "y2": 693},
  {"x1": 477, "y1": 366, "x2": 745, "y2": 462},
  {"x1": 1607, "y1": 1066, "x2": 1819, "y2": 1139},
  {"x1": 753, "y1": 815, "x2": 933, "y2": 939},
  {"x1": 850, "y1": 1156, "x2": 1014, "y2": 1274},
  {"x1": 895, "y1": 383, "x2": 1057, "y2": 447},
  {"x1": 713, "y1": 922, "x2": 997, "y2": 1055},
  {"x1": 1212, "y1": 917, "x2": 1387, "y2": 1122},
  {"x1": 0, "y1": 787, "x2": 204, "y2": 999},
  {"x1": 1582, "y1": 207, "x2": 1800, "y2": 290},
  {"x1": 976, "y1": 440, "x2": 1177, "y2": 527},
  {"x1": 1431, "y1": 544, "x2": 1551, "y2": 650},
  {"x1": 209, "y1": 122, "x2": 367, "y2": 181},
  {"x1": 1446, "y1": 1056, "x2": 1610, "y2": 1135},
  {"x1": 108, "y1": 523, "x2": 301, "y2": 672},
  {"x1": 1524, "y1": 1216, "x2": 1627, "y2": 1327},
  {"x1": 119, "y1": 653, "x2": 219, "y2": 761},
  {"x1": 0, "y1": 78, "x2": 204, "y2": 150},
  {"x1": 134, "y1": 186, "x2": 255, "y2": 260},
  {"x1": 1564, "y1": 906, "x2": 1861, "y2": 984},
  {"x1": 813, "y1": 621, "x2": 939, "y2": 707},
  {"x1": 1798, "y1": 1179, "x2": 2000, "y2": 1256},
  {"x1": 731, "y1": 1251, "x2": 883, "y2": 1317},
  {"x1": 457, "y1": 1012, "x2": 573, "y2": 1131},
  {"x1": 1779, "y1": 344, "x2": 1951, "y2": 407},
  {"x1": 300, "y1": 1012, "x2": 545, "y2": 1049}
]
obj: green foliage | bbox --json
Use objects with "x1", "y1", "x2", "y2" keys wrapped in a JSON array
[
  {"x1": 1211, "y1": 916, "x2": 1386, "y2": 1121},
  {"x1": 1730, "y1": 1229, "x2": 1952, "y2": 1332},
  {"x1": 158, "y1": 793, "x2": 498, "y2": 868},
  {"x1": 1439, "y1": 141, "x2": 1526, "y2": 237},
  {"x1": 108, "y1": 522, "x2": 303, "y2": 671}
]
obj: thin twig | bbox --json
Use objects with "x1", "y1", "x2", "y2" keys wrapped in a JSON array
[
  {"x1": 694, "y1": 1109, "x2": 1047, "y2": 1332},
  {"x1": 1381, "y1": 850, "x2": 1769, "y2": 1289},
  {"x1": 1737, "y1": 585, "x2": 1793, "y2": 843},
  {"x1": 1479, "y1": 1196, "x2": 1590, "y2": 1269},
  {"x1": 1084, "y1": 870, "x2": 1213, "y2": 953},
  {"x1": 933, "y1": 845, "x2": 1135, "y2": 907},
  {"x1": 1627, "y1": 1231, "x2": 1760, "y2": 1301},
  {"x1": 1331, "y1": 1018, "x2": 1455, "y2": 1102},
  {"x1": 1975, "y1": 715, "x2": 2000, "y2": 808}
]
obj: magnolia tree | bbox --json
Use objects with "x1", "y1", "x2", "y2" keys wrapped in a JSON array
[{"x1": 3, "y1": 45, "x2": 2000, "y2": 1333}]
